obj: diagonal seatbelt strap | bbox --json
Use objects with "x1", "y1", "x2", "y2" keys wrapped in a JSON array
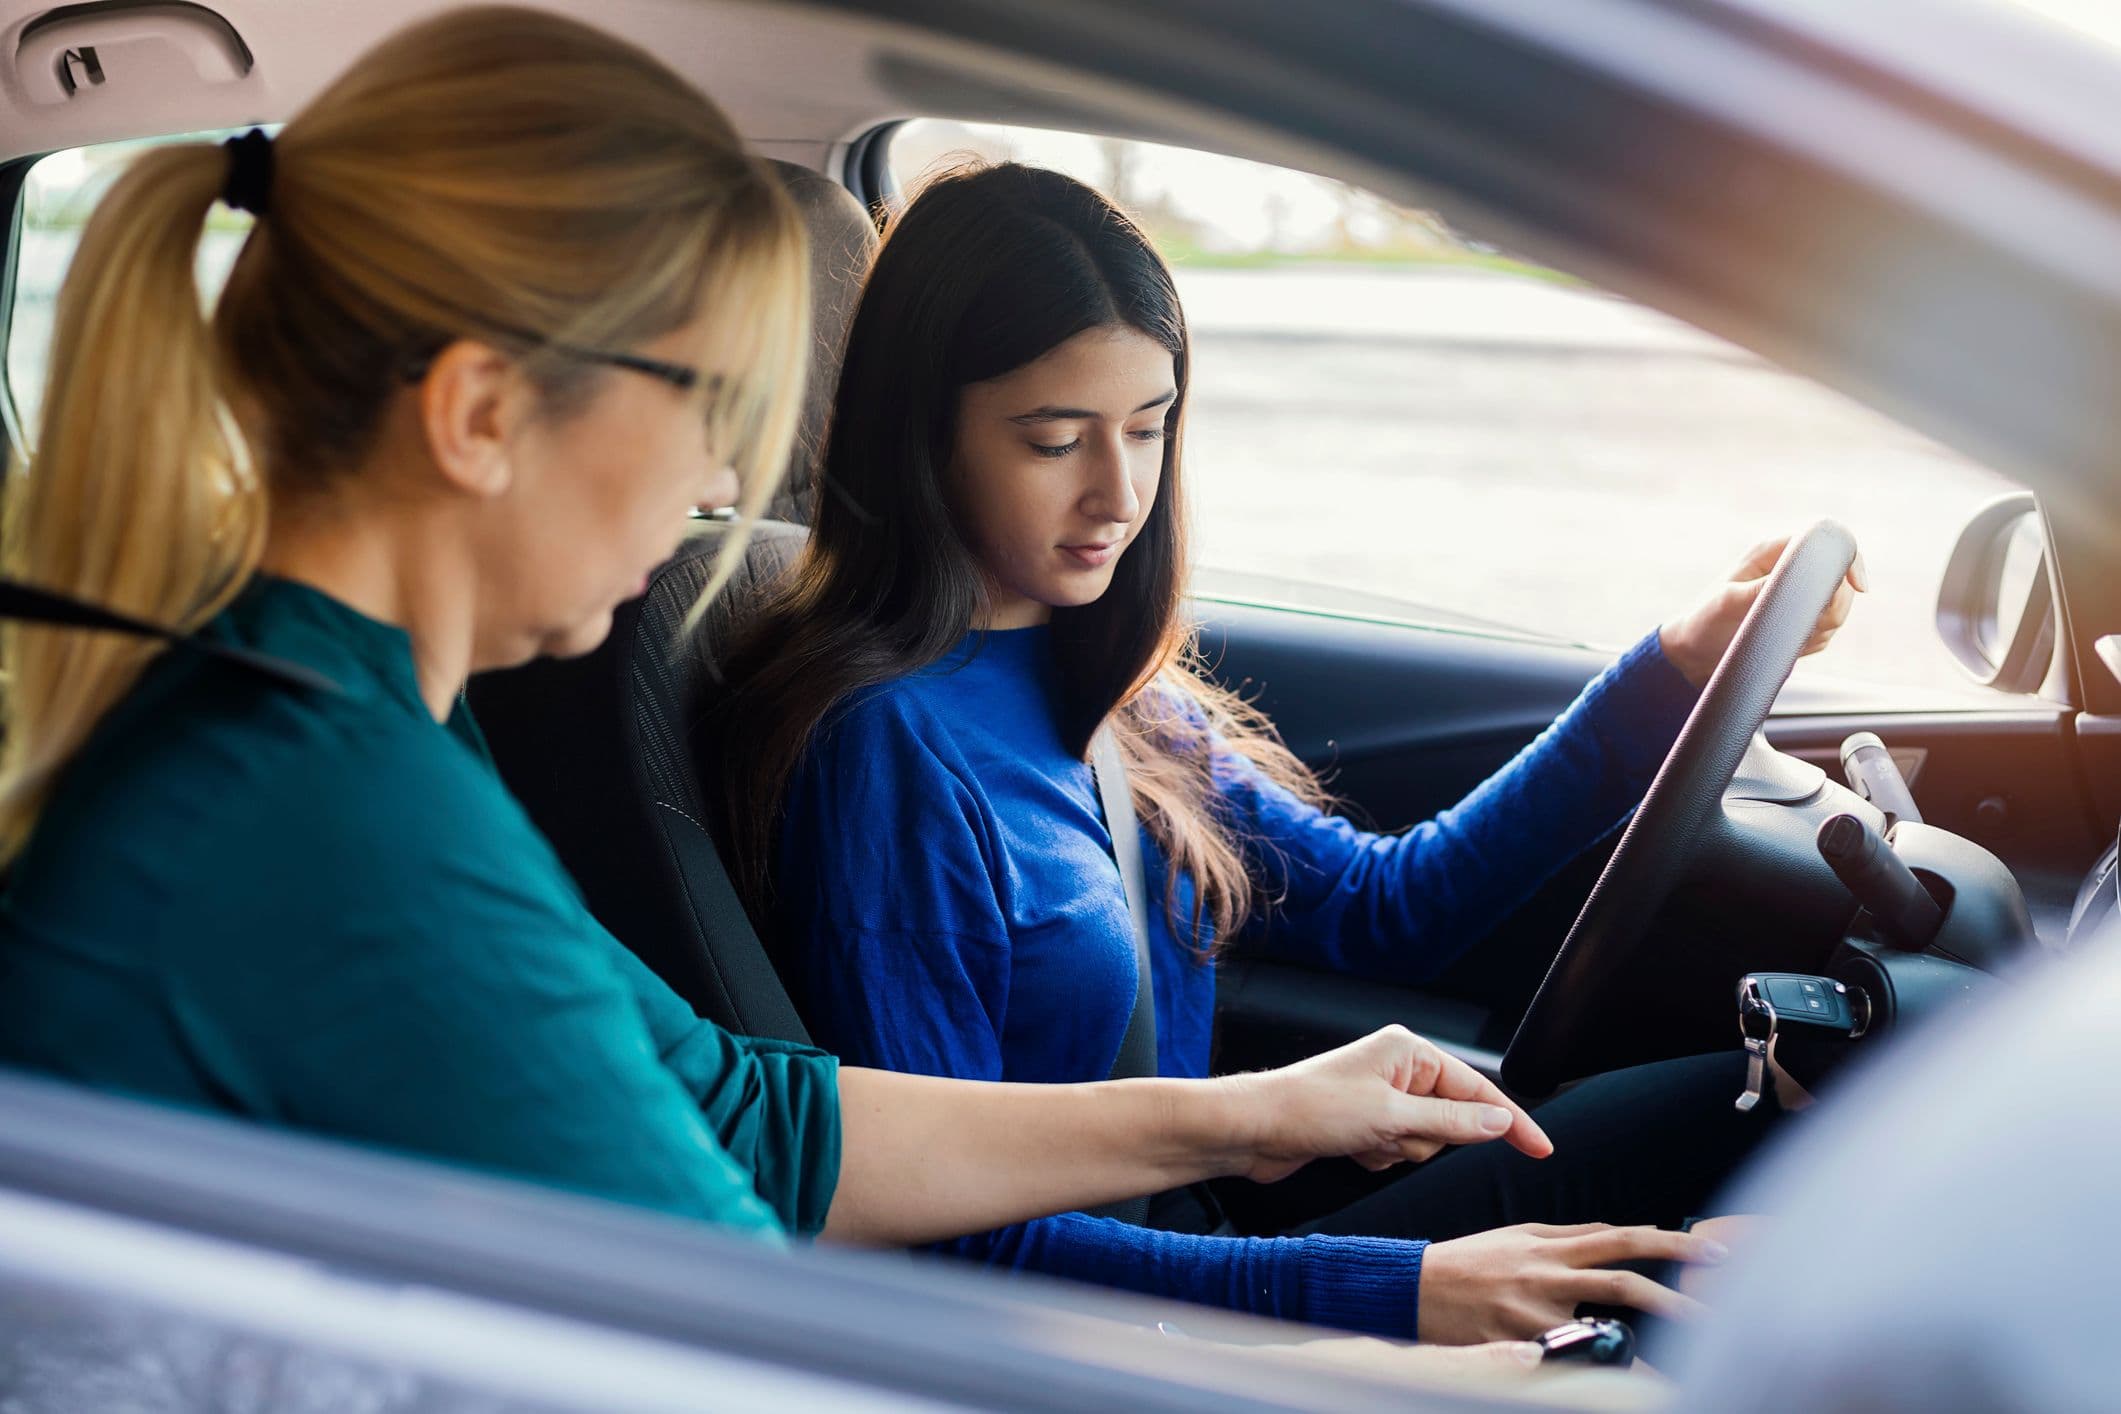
[
  {"x1": 0, "y1": 577, "x2": 340, "y2": 695},
  {"x1": 1088, "y1": 726, "x2": 1158, "y2": 1226},
  {"x1": 1093, "y1": 727, "x2": 1158, "y2": 1081}
]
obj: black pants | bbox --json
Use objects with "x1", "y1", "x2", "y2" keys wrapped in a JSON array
[{"x1": 1152, "y1": 1051, "x2": 1779, "y2": 1243}]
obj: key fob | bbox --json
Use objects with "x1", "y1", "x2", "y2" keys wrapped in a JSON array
[
  {"x1": 1536, "y1": 1317, "x2": 1636, "y2": 1366},
  {"x1": 1744, "y1": 972, "x2": 1866, "y2": 1033},
  {"x1": 1735, "y1": 972, "x2": 1872, "y2": 1110}
]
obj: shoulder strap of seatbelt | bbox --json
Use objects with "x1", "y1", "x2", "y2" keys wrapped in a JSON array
[
  {"x1": 1092, "y1": 726, "x2": 1158, "y2": 1082},
  {"x1": 1087, "y1": 726, "x2": 1160, "y2": 1228},
  {"x1": 0, "y1": 577, "x2": 340, "y2": 696}
]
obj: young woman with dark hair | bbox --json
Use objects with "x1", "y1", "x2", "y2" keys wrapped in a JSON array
[{"x1": 715, "y1": 162, "x2": 1863, "y2": 1343}]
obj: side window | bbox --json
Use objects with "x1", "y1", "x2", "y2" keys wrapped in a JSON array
[
  {"x1": 7, "y1": 133, "x2": 254, "y2": 440},
  {"x1": 886, "y1": 122, "x2": 2026, "y2": 704}
]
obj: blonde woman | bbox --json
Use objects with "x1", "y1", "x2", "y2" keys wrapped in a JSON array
[{"x1": 0, "y1": 7, "x2": 1547, "y2": 1279}]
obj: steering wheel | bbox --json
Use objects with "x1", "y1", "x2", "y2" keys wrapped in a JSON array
[{"x1": 1501, "y1": 520, "x2": 1859, "y2": 1097}]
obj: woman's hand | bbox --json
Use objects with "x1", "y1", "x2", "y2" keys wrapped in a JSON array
[
  {"x1": 1658, "y1": 535, "x2": 1869, "y2": 688},
  {"x1": 1416, "y1": 1222, "x2": 1726, "y2": 1344},
  {"x1": 1227, "y1": 1025, "x2": 1553, "y2": 1183},
  {"x1": 829, "y1": 1027, "x2": 1543, "y2": 1246},
  {"x1": 828, "y1": 1029, "x2": 1545, "y2": 1246}
]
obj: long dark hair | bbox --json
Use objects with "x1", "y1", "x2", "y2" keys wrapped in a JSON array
[{"x1": 714, "y1": 162, "x2": 1323, "y2": 949}]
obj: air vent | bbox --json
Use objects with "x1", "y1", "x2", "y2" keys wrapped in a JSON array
[{"x1": 15, "y1": 1, "x2": 251, "y2": 107}]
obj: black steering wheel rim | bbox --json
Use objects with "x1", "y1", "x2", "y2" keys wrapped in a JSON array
[{"x1": 1501, "y1": 520, "x2": 1859, "y2": 1098}]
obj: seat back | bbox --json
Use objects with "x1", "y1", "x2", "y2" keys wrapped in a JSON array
[
  {"x1": 469, "y1": 158, "x2": 871, "y2": 1035},
  {"x1": 765, "y1": 159, "x2": 873, "y2": 525},
  {"x1": 471, "y1": 522, "x2": 807, "y2": 1036}
]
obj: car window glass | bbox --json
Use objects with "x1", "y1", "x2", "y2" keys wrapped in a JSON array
[
  {"x1": 886, "y1": 121, "x2": 2030, "y2": 706},
  {"x1": 7, "y1": 133, "x2": 255, "y2": 441}
]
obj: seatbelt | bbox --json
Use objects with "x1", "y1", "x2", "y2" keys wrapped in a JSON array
[
  {"x1": 1093, "y1": 728, "x2": 1158, "y2": 1081},
  {"x1": 0, "y1": 577, "x2": 340, "y2": 695},
  {"x1": 1088, "y1": 726, "x2": 1158, "y2": 1226}
]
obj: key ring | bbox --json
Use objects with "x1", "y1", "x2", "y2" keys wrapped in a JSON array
[
  {"x1": 1738, "y1": 977, "x2": 1779, "y2": 1046},
  {"x1": 1735, "y1": 977, "x2": 1776, "y2": 1113}
]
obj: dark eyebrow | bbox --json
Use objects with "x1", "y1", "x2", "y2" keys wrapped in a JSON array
[{"x1": 1007, "y1": 389, "x2": 1177, "y2": 425}]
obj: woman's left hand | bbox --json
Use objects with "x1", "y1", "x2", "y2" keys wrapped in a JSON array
[{"x1": 1658, "y1": 535, "x2": 1869, "y2": 689}]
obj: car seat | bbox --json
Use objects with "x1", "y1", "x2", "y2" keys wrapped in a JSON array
[{"x1": 466, "y1": 160, "x2": 867, "y2": 1039}]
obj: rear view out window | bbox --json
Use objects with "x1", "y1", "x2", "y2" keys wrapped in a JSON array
[{"x1": 7, "y1": 133, "x2": 253, "y2": 441}]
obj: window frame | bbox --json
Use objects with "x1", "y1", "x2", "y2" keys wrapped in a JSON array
[{"x1": 0, "y1": 152, "x2": 39, "y2": 459}]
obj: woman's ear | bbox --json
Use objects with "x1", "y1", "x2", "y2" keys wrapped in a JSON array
[{"x1": 416, "y1": 339, "x2": 533, "y2": 499}]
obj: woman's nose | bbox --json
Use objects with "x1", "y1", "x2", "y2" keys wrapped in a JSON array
[{"x1": 1082, "y1": 436, "x2": 1141, "y2": 524}]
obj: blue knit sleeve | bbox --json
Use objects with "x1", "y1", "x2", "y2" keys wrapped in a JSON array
[
  {"x1": 1228, "y1": 629, "x2": 1700, "y2": 982},
  {"x1": 776, "y1": 691, "x2": 1431, "y2": 1337},
  {"x1": 938, "y1": 1212, "x2": 1431, "y2": 1340}
]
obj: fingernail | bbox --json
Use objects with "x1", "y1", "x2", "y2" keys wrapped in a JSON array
[
  {"x1": 1480, "y1": 1105, "x2": 1513, "y2": 1133},
  {"x1": 1512, "y1": 1342, "x2": 1544, "y2": 1368},
  {"x1": 1700, "y1": 1239, "x2": 1731, "y2": 1262}
]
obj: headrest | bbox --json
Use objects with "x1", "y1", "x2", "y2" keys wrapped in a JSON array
[
  {"x1": 763, "y1": 160, "x2": 877, "y2": 526},
  {"x1": 665, "y1": 518, "x2": 811, "y2": 694}
]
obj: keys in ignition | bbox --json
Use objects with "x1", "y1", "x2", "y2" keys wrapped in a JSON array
[
  {"x1": 1733, "y1": 972, "x2": 1870, "y2": 1112},
  {"x1": 1736, "y1": 979, "x2": 1776, "y2": 1113}
]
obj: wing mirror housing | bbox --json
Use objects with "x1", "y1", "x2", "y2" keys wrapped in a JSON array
[{"x1": 1935, "y1": 491, "x2": 2056, "y2": 695}]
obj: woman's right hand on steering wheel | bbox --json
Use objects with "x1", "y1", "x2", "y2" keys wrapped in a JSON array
[
  {"x1": 1229, "y1": 1025, "x2": 1553, "y2": 1183},
  {"x1": 1416, "y1": 1222, "x2": 1726, "y2": 1343}
]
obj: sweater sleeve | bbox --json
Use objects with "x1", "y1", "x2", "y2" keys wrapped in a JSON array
[
  {"x1": 1229, "y1": 629, "x2": 1699, "y2": 982},
  {"x1": 776, "y1": 694, "x2": 1433, "y2": 1338},
  {"x1": 611, "y1": 939, "x2": 843, "y2": 1238}
]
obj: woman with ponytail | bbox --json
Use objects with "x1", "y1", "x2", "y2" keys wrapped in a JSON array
[
  {"x1": 0, "y1": 11, "x2": 1553, "y2": 1269},
  {"x1": 715, "y1": 162, "x2": 1864, "y2": 1341}
]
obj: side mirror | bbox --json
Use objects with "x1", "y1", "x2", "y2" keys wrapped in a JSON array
[{"x1": 1935, "y1": 492, "x2": 2055, "y2": 695}]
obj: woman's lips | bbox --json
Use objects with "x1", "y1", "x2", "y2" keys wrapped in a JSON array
[{"x1": 1060, "y1": 542, "x2": 1121, "y2": 569}]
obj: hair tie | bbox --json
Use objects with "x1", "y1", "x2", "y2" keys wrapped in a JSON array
[{"x1": 221, "y1": 128, "x2": 274, "y2": 217}]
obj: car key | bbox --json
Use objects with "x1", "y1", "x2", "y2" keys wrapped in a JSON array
[
  {"x1": 1734, "y1": 972, "x2": 1870, "y2": 1112},
  {"x1": 1537, "y1": 1317, "x2": 1636, "y2": 1367}
]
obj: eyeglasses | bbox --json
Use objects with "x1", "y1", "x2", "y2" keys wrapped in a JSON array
[{"x1": 400, "y1": 326, "x2": 706, "y2": 392}]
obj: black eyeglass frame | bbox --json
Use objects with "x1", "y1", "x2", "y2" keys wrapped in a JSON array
[{"x1": 398, "y1": 325, "x2": 702, "y2": 392}]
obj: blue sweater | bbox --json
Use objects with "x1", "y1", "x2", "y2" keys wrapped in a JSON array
[{"x1": 776, "y1": 626, "x2": 1698, "y2": 1338}]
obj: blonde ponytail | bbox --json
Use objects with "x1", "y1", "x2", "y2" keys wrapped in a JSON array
[
  {"x1": 0, "y1": 144, "x2": 265, "y2": 860},
  {"x1": 0, "y1": 7, "x2": 810, "y2": 864}
]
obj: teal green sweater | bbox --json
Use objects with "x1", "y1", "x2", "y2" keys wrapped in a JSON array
[{"x1": 0, "y1": 576, "x2": 840, "y2": 1238}]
